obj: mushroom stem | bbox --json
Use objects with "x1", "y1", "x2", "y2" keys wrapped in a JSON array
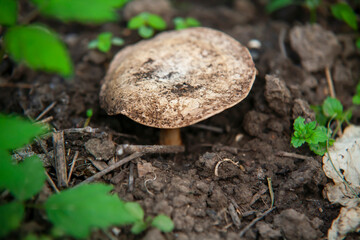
[{"x1": 159, "y1": 128, "x2": 182, "y2": 146}]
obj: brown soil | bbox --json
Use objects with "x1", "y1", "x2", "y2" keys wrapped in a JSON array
[{"x1": 1, "y1": 0, "x2": 360, "y2": 239}]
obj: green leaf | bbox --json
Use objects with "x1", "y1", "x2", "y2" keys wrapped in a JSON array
[
  {"x1": 138, "y1": 26, "x2": 154, "y2": 38},
  {"x1": 97, "y1": 32, "x2": 113, "y2": 52},
  {"x1": 131, "y1": 221, "x2": 147, "y2": 234},
  {"x1": 185, "y1": 17, "x2": 201, "y2": 27},
  {"x1": 0, "y1": 114, "x2": 47, "y2": 151},
  {"x1": 356, "y1": 38, "x2": 360, "y2": 49},
  {"x1": 0, "y1": 153, "x2": 46, "y2": 200},
  {"x1": 173, "y1": 17, "x2": 186, "y2": 30},
  {"x1": 331, "y1": 3, "x2": 358, "y2": 30},
  {"x1": 111, "y1": 37, "x2": 124, "y2": 46},
  {"x1": 291, "y1": 136, "x2": 306, "y2": 148},
  {"x1": 310, "y1": 105, "x2": 328, "y2": 126},
  {"x1": 0, "y1": 202, "x2": 25, "y2": 237},
  {"x1": 86, "y1": 109, "x2": 93, "y2": 118},
  {"x1": 309, "y1": 142, "x2": 327, "y2": 155},
  {"x1": 124, "y1": 202, "x2": 144, "y2": 221},
  {"x1": 266, "y1": 0, "x2": 294, "y2": 13},
  {"x1": 88, "y1": 39, "x2": 98, "y2": 49},
  {"x1": 307, "y1": 126, "x2": 328, "y2": 144},
  {"x1": 0, "y1": 0, "x2": 17, "y2": 26},
  {"x1": 4, "y1": 25, "x2": 73, "y2": 77},
  {"x1": 322, "y1": 97, "x2": 343, "y2": 119},
  {"x1": 293, "y1": 116, "x2": 306, "y2": 132},
  {"x1": 151, "y1": 214, "x2": 174, "y2": 233},
  {"x1": 353, "y1": 95, "x2": 360, "y2": 105},
  {"x1": 45, "y1": 184, "x2": 138, "y2": 239},
  {"x1": 147, "y1": 14, "x2": 166, "y2": 30},
  {"x1": 31, "y1": 0, "x2": 127, "y2": 24},
  {"x1": 128, "y1": 15, "x2": 146, "y2": 29}
]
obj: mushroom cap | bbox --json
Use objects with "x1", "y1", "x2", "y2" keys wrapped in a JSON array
[{"x1": 100, "y1": 27, "x2": 256, "y2": 129}]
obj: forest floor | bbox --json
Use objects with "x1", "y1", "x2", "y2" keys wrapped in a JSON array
[{"x1": 1, "y1": 0, "x2": 360, "y2": 239}]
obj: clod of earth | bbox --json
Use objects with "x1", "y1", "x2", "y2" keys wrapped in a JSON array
[{"x1": 100, "y1": 27, "x2": 256, "y2": 145}]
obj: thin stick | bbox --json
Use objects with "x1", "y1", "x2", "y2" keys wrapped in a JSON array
[
  {"x1": 117, "y1": 144, "x2": 185, "y2": 155},
  {"x1": 228, "y1": 203, "x2": 241, "y2": 229},
  {"x1": 36, "y1": 101, "x2": 56, "y2": 121},
  {"x1": 45, "y1": 171, "x2": 60, "y2": 193},
  {"x1": 67, "y1": 151, "x2": 79, "y2": 184},
  {"x1": 279, "y1": 28, "x2": 287, "y2": 57},
  {"x1": 276, "y1": 151, "x2": 313, "y2": 161},
  {"x1": 63, "y1": 126, "x2": 99, "y2": 134},
  {"x1": 267, "y1": 178, "x2": 275, "y2": 208},
  {"x1": 38, "y1": 116, "x2": 53, "y2": 124},
  {"x1": 80, "y1": 152, "x2": 143, "y2": 185},
  {"x1": 325, "y1": 66, "x2": 336, "y2": 98},
  {"x1": 53, "y1": 131, "x2": 68, "y2": 187},
  {"x1": 128, "y1": 162, "x2": 134, "y2": 192},
  {"x1": 239, "y1": 207, "x2": 276, "y2": 237},
  {"x1": 0, "y1": 82, "x2": 33, "y2": 88}
]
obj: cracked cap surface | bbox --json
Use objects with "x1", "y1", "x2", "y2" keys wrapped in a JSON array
[{"x1": 100, "y1": 27, "x2": 256, "y2": 129}]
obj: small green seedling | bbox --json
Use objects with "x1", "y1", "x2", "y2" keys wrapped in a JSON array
[
  {"x1": 127, "y1": 12, "x2": 167, "y2": 38},
  {"x1": 88, "y1": 32, "x2": 124, "y2": 53},
  {"x1": 83, "y1": 108, "x2": 93, "y2": 127},
  {"x1": 173, "y1": 17, "x2": 201, "y2": 30},
  {"x1": 293, "y1": 96, "x2": 355, "y2": 155},
  {"x1": 291, "y1": 116, "x2": 330, "y2": 155}
]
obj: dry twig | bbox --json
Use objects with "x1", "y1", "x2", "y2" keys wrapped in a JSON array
[
  {"x1": 117, "y1": 144, "x2": 185, "y2": 155},
  {"x1": 325, "y1": 66, "x2": 336, "y2": 98},
  {"x1": 35, "y1": 101, "x2": 56, "y2": 121},
  {"x1": 276, "y1": 151, "x2": 313, "y2": 161},
  {"x1": 53, "y1": 131, "x2": 68, "y2": 187},
  {"x1": 67, "y1": 151, "x2": 79, "y2": 184},
  {"x1": 228, "y1": 203, "x2": 241, "y2": 229},
  {"x1": 239, "y1": 207, "x2": 276, "y2": 237},
  {"x1": 80, "y1": 152, "x2": 143, "y2": 184}
]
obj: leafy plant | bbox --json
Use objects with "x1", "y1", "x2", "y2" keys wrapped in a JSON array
[
  {"x1": 291, "y1": 116, "x2": 330, "y2": 155},
  {"x1": 127, "y1": 12, "x2": 167, "y2": 38},
  {"x1": 0, "y1": 114, "x2": 174, "y2": 238},
  {"x1": 331, "y1": 2, "x2": 358, "y2": 31},
  {"x1": 0, "y1": 0, "x2": 129, "y2": 77},
  {"x1": 88, "y1": 32, "x2": 124, "y2": 53},
  {"x1": 173, "y1": 17, "x2": 201, "y2": 30},
  {"x1": 292, "y1": 96, "x2": 354, "y2": 155}
]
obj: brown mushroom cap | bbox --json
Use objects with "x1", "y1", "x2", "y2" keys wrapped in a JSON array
[{"x1": 100, "y1": 27, "x2": 256, "y2": 129}]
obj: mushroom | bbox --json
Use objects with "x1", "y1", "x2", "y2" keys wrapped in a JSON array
[{"x1": 100, "y1": 27, "x2": 256, "y2": 145}]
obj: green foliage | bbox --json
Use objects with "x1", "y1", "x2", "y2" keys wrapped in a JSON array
[
  {"x1": 0, "y1": 0, "x2": 17, "y2": 26},
  {"x1": 0, "y1": 154, "x2": 46, "y2": 200},
  {"x1": 331, "y1": 2, "x2": 358, "y2": 30},
  {"x1": 173, "y1": 17, "x2": 201, "y2": 30},
  {"x1": 0, "y1": 0, "x2": 129, "y2": 77},
  {"x1": 353, "y1": 82, "x2": 360, "y2": 105},
  {"x1": 45, "y1": 184, "x2": 138, "y2": 238},
  {"x1": 291, "y1": 117, "x2": 328, "y2": 147},
  {"x1": 0, "y1": 114, "x2": 47, "y2": 150},
  {"x1": 4, "y1": 25, "x2": 73, "y2": 77},
  {"x1": 0, "y1": 114, "x2": 174, "y2": 238},
  {"x1": 88, "y1": 32, "x2": 124, "y2": 53},
  {"x1": 0, "y1": 202, "x2": 25, "y2": 237},
  {"x1": 86, "y1": 109, "x2": 93, "y2": 118},
  {"x1": 291, "y1": 117, "x2": 331, "y2": 156},
  {"x1": 151, "y1": 214, "x2": 174, "y2": 233},
  {"x1": 30, "y1": 0, "x2": 129, "y2": 24},
  {"x1": 128, "y1": 12, "x2": 167, "y2": 38}
]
